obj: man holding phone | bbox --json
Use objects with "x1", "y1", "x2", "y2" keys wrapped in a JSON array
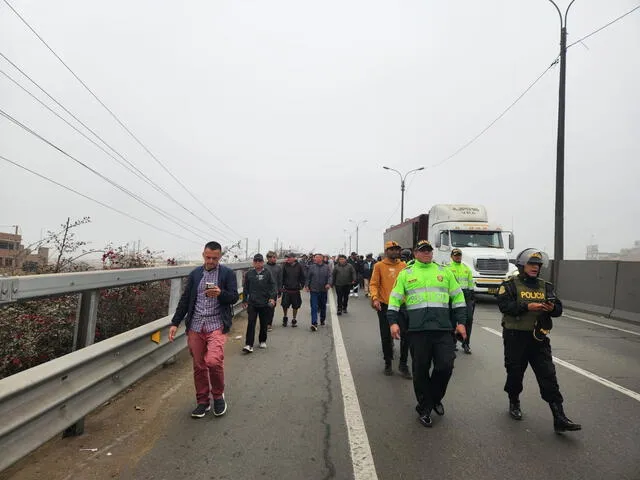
[
  {"x1": 169, "y1": 241, "x2": 239, "y2": 419},
  {"x1": 497, "y1": 249, "x2": 581, "y2": 433}
]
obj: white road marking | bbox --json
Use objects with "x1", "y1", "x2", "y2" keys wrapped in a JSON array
[
  {"x1": 563, "y1": 314, "x2": 640, "y2": 336},
  {"x1": 328, "y1": 290, "x2": 379, "y2": 480},
  {"x1": 481, "y1": 326, "x2": 640, "y2": 403}
]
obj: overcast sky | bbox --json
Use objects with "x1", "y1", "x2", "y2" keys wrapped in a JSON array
[{"x1": 1, "y1": 0, "x2": 639, "y2": 262}]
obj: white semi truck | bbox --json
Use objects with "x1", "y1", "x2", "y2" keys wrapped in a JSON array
[{"x1": 383, "y1": 204, "x2": 517, "y2": 294}]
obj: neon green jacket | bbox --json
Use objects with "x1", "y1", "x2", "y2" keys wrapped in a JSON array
[
  {"x1": 446, "y1": 261, "x2": 474, "y2": 291},
  {"x1": 388, "y1": 261, "x2": 467, "y2": 331}
]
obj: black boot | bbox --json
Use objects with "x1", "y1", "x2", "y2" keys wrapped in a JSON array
[
  {"x1": 509, "y1": 399, "x2": 522, "y2": 420},
  {"x1": 549, "y1": 402, "x2": 582, "y2": 432}
]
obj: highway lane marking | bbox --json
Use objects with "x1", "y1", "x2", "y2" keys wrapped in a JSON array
[
  {"x1": 482, "y1": 326, "x2": 640, "y2": 403},
  {"x1": 563, "y1": 314, "x2": 640, "y2": 336},
  {"x1": 328, "y1": 290, "x2": 379, "y2": 480}
]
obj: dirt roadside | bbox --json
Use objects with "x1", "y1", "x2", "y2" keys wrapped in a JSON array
[{"x1": 0, "y1": 314, "x2": 249, "y2": 480}]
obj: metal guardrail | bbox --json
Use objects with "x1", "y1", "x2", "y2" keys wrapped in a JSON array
[{"x1": 0, "y1": 262, "x2": 251, "y2": 472}]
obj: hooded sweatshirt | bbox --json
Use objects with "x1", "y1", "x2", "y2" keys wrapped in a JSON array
[{"x1": 369, "y1": 257, "x2": 407, "y2": 304}]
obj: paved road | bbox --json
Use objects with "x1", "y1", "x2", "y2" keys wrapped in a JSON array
[
  {"x1": 7, "y1": 290, "x2": 637, "y2": 479},
  {"x1": 128, "y1": 291, "x2": 640, "y2": 480}
]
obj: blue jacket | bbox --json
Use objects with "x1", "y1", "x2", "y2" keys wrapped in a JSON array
[{"x1": 171, "y1": 265, "x2": 239, "y2": 333}]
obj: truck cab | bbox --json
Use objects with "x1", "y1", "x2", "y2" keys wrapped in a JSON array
[{"x1": 429, "y1": 205, "x2": 517, "y2": 294}]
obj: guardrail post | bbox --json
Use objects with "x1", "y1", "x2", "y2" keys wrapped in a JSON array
[
  {"x1": 64, "y1": 289, "x2": 99, "y2": 437},
  {"x1": 163, "y1": 279, "x2": 183, "y2": 366}
]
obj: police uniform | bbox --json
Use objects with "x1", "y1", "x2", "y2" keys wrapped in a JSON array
[
  {"x1": 387, "y1": 240, "x2": 467, "y2": 427},
  {"x1": 446, "y1": 248, "x2": 475, "y2": 353},
  {"x1": 497, "y1": 249, "x2": 581, "y2": 432}
]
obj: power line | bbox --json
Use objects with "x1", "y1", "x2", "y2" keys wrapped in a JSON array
[
  {"x1": 0, "y1": 107, "x2": 224, "y2": 243},
  {"x1": 428, "y1": 56, "x2": 559, "y2": 170},
  {"x1": 568, "y1": 4, "x2": 640, "y2": 49},
  {"x1": 0, "y1": 153, "x2": 201, "y2": 245},
  {"x1": 0, "y1": 52, "x2": 233, "y2": 240},
  {"x1": 2, "y1": 0, "x2": 243, "y2": 239}
]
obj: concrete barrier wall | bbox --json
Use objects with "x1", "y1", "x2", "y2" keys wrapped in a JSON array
[
  {"x1": 611, "y1": 262, "x2": 640, "y2": 323},
  {"x1": 556, "y1": 260, "x2": 618, "y2": 317}
]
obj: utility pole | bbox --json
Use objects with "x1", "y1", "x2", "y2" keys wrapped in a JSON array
[
  {"x1": 257, "y1": 239, "x2": 260, "y2": 255},
  {"x1": 349, "y1": 219, "x2": 367, "y2": 253},
  {"x1": 382, "y1": 166, "x2": 425, "y2": 224},
  {"x1": 245, "y1": 238, "x2": 248, "y2": 261},
  {"x1": 548, "y1": 0, "x2": 577, "y2": 285}
]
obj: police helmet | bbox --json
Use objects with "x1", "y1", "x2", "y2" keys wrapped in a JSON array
[{"x1": 515, "y1": 248, "x2": 549, "y2": 268}]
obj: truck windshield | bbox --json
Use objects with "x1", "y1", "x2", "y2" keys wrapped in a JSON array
[{"x1": 450, "y1": 231, "x2": 504, "y2": 248}]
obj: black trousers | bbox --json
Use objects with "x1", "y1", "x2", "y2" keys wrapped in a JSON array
[
  {"x1": 408, "y1": 330, "x2": 456, "y2": 412},
  {"x1": 246, "y1": 305, "x2": 273, "y2": 346},
  {"x1": 335, "y1": 285, "x2": 351, "y2": 311},
  {"x1": 397, "y1": 308, "x2": 410, "y2": 366},
  {"x1": 502, "y1": 329, "x2": 563, "y2": 404},
  {"x1": 463, "y1": 299, "x2": 475, "y2": 346},
  {"x1": 377, "y1": 303, "x2": 394, "y2": 363}
]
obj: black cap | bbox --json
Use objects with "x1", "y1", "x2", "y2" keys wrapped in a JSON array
[
  {"x1": 253, "y1": 253, "x2": 264, "y2": 262},
  {"x1": 285, "y1": 252, "x2": 295, "y2": 258},
  {"x1": 415, "y1": 240, "x2": 433, "y2": 251}
]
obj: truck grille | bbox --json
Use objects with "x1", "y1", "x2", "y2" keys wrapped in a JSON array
[{"x1": 476, "y1": 258, "x2": 509, "y2": 274}]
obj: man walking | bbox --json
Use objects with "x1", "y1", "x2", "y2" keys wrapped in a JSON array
[
  {"x1": 388, "y1": 240, "x2": 467, "y2": 428},
  {"x1": 281, "y1": 252, "x2": 306, "y2": 327},
  {"x1": 264, "y1": 251, "x2": 283, "y2": 332},
  {"x1": 362, "y1": 253, "x2": 376, "y2": 297},
  {"x1": 169, "y1": 241, "x2": 239, "y2": 418},
  {"x1": 242, "y1": 253, "x2": 277, "y2": 352},
  {"x1": 369, "y1": 241, "x2": 408, "y2": 376},
  {"x1": 497, "y1": 249, "x2": 581, "y2": 433},
  {"x1": 446, "y1": 248, "x2": 475, "y2": 354},
  {"x1": 305, "y1": 253, "x2": 332, "y2": 331},
  {"x1": 332, "y1": 254, "x2": 357, "y2": 315},
  {"x1": 347, "y1": 252, "x2": 363, "y2": 297}
]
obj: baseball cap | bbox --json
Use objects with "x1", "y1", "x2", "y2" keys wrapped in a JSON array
[
  {"x1": 451, "y1": 248, "x2": 462, "y2": 256},
  {"x1": 415, "y1": 240, "x2": 433, "y2": 251},
  {"x1": 527, "y1": 251, "x2": 544, "y2": 265},
  {"x1": 384, "y1": 241, "x2": 401, "y2": 250},
  {"x1": 285, "y1": 252, "x2": 295, "y2": 258},
  {"x1": 253, "y1": 253, "x2": 264, "y2": 262}
]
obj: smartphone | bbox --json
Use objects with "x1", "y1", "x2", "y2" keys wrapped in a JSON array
[
  {"x1": 205, "y1": 282, "x2": 217, "y2": 290},
  {"x1": 547, "y1": 295, "x2": 557, "y2": 304}
]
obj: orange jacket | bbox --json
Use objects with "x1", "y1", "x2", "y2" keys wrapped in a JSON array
[{"x1": 369, "y1": 258, "x2": 406, "y2": 305}]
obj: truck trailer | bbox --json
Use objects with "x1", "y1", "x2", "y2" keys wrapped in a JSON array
[{"x1": 383, "y1": 204, "x2": 517, "y2": 294}]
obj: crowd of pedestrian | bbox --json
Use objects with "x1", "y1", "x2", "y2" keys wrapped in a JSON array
[{"x1": 168, "y1": 240, "x2": 581, "y2": 435}]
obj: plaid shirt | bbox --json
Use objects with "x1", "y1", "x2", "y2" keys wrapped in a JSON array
[{"x1": 190, "y1": 267, "x2": 223, "y2": 333}]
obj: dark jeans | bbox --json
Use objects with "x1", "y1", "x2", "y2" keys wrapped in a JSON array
[
  {"x1": 310, "y1": 291, "x2": 327, "y2": 325},
  {"x1": 335, "y1": 285, "x2": 351, "y2": 311},
  {"x1": 502, "y1": 329, "x2": 563, "y2": 403},
  {"x1": 408, "y1": 330, "x2": 456, "y2": 412},
  {"x1": 397, "y1": 308, "x2": 410, "y2": 366},
  {"x1": 245, "y1": 305, "x2": 273, "y2": 346},
  {"x1": 377, "y1": 303, "x2": 394, "y2": 363}
]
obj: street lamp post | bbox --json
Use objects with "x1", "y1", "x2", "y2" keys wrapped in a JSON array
[
  {"x1": 382, "y1": 166, "x2": 425, "y2": 224},
  {"x1": 548, "y1": 0, "x2": 577, "y2": 283},
  {"x1": 348, "y1": 219, "x2": 367, "y2": 253}
]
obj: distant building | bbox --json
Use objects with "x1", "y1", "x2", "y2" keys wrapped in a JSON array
[
  {"x1": 0, "y1": 227, "x2": 49, "y2": 272},
  {"x1": 585, "y1": 241, "x2": 640, "y2": 261}
]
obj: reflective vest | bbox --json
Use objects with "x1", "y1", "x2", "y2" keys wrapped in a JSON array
[
  {"x1": 447, "y1": 262, "x2": 474, "y2": 291},
  {"x1": 388, "y1": 261, "x2": 467, "y2": 331},
  {"x1": 502, "y1": 276, "x2": 547, "y2": 331}
]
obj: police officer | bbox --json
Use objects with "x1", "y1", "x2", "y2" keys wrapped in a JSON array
[
  {"x1": 497, "y1": 248, "x2": 581, "y2": 433},
  {"x1": 388, "y1": 240, "x2": 467, "y2": 427},
  {"x1": 446, "y1": 248, "x2": 475, "y2": 354}
]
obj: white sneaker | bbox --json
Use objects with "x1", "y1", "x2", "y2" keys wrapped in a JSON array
[
  {"x1": 259, "y1": 342, "x2": 267, "y2": 349},
  {"x1": 354, "y1": 293, "x2": 359, "y2": 297},
  {"x1": 243, "y1": 345, "x2": 253, "y2": 353}
]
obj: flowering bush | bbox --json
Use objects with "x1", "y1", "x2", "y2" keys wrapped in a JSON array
[{"x1": 0, "y1": 244, "x2": 172, "y2": 379}]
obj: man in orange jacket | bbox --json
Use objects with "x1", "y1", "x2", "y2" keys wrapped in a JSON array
[{"x1": 369, "y1": 241, "x2": 409, "y2": 377}]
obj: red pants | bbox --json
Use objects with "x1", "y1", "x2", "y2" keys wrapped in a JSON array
[{"x1": 187, "y1": 329, "x2": 226, "y2": 405}]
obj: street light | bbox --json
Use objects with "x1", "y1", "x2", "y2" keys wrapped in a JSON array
[
  {"x1": 382, "y1": 166, "x2": 425, "y2": 224},
  {"x1": 348, "y1": 219, "x2": 367, "y2": 253},
  {"x1": 547, "y1": 1, "x2": 577, "y2": 281}
]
